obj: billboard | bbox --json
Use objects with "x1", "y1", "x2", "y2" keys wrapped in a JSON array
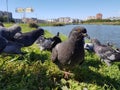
[
  {"x1": 15, "y1": 8, "x2": 24, "y2": 13},
  {"x1": 25, "y1": 8, "x2": 34, "y2": 12},
  {"x1": 15, "y1": 8, "x2": 34, "y2": 13}
]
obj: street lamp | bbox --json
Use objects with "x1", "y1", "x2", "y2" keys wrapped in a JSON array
[{"x1": 6, "y1": 0, "x2": 9, "y2": 22}]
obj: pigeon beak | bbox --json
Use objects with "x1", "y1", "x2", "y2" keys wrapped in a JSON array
[
  {"x1": 82, "y1": 33, "x2": 88, "y2": 37},
  {"x1": 82, "y1": 33, "x2": 90, "y2": 39}
]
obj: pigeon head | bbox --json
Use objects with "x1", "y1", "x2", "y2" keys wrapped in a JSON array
[
  {"x1": 69, "y1": 26, "x2": 88, "y2": 40},
  {"x1": 91, "y1": 38, "x2": 101, "y2": 45},
  {"x1": 38, "y1": 28, "x2": 44, "y2": 36},
  {"x1": 33, "y1": 28, "x2": 44, "y2": 39}
]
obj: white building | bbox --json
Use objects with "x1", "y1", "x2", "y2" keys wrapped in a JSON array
[{"x1": 58, "y1": 17, "x2": 72, "y2": 23}]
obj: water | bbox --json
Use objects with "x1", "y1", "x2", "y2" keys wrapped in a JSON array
[{"x1": 41, "y1": 24, "x2": 120, "y2": 47}]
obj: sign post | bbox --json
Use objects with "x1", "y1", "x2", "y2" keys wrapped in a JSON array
[{"x1": 15, "y1": 7, "x2": 34, "y2": 23}]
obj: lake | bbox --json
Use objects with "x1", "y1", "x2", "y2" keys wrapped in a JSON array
[{"x1": 42, "y1": 24, "x2": 120, "y2": 47}]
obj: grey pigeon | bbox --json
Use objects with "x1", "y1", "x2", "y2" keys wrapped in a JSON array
[
  {"x1": 91, "y1": 38, "x2": 120, "y2": 66},
  {"x1": 3, "y1": 41, "x2": 24, "y2": 54},
  {"x1": 0, "y1": 36, "x2": 24, "y2": 54},
  {"x1": 7, "y1": 24, "x2": 22, "y2": 40},
  {"x1": 0, "y1": 24, "x2": 22, "y2": 41},
  {"x1": 51, "y1": 26, "x2": 88, "y2": 78},
  {"x1": 13, "y1": 28, "x2": 44, "y2": 47},
  {"x1": 51, "y1": 32, "x2": 62, "y2": 50},
  {"x1": 36, "y1": 36, "x2": 53, "y2": 51},
  {"x1": 36, "y1": 32, "x2": 62, "y2": 51}
]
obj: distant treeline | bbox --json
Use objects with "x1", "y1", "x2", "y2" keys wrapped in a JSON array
[{"x1": 82, "y1": 19, "x2": 120, "y2": 25}]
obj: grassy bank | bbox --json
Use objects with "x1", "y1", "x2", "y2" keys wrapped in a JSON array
[
  {"x1": 0, "y1": 24, "x2": 120, "y2": 90},
  {"x1": 82, "y1": 19, "x2": 120, "y2": 25}
]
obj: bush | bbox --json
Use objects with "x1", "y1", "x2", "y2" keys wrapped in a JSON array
[{"x1": 29, "y1": 23, "x2": 39, "y2": 28}]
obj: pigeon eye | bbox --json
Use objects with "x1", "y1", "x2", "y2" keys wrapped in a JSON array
[{"x1": 82, "y1": 29, "x2": 87, "y2": 33}]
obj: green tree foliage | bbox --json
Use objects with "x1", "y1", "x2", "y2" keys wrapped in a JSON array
[{"x1": 84, "y1": 19, "x2": 112, "y2": 23}]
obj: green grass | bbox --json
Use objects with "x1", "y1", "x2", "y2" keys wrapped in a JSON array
[{"x1": 0, "y1": 23, "x2": 120, "y2": 90}]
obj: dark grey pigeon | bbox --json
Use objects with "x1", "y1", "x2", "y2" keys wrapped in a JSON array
[
  {"x1": 7, "y1": 24, "x2": 22, "y2": 40},
  {"x1": 51, "y1": 26, "x2": 88, "y2": 78},
  {"x1": 36, "y1": 32, "x2": 62, "y2": 51},
  {"x1": 91, "y1": 38, "x2": 120, "y2": 66},
  {"x1": 13, "y1": 28, "x2": 44, "y2": 47},
  {"x1": 3, "y1": 41, "x2": 24, "y2": 54},
  {"x1": 0, "y1": 24, "x2": 22, "y2": 41},
  {"x1": 51, "y1": 32, "x2": 62, "y2": 50}
]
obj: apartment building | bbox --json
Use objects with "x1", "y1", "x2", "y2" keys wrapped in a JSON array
[
  {"x1": 96, "y1": 13, "x2": 102, "y2": 19},
  {"x1": 0, "y1": 11, "x2": 12, "y2": 21}
]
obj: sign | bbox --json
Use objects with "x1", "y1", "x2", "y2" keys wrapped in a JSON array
[
  {"x1": 15, "y1": 8, "x2": 34, "y2": 13},
  {"x1": 15, "y1": 8, "x2": 24, "y2": 13},
  {"x1": 25, "y1": 8, "x2": 34, "y2": 12}
]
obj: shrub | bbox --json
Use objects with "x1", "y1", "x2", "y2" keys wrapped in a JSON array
[{"x1": 29, "y1": 23, "x2": 39, "y2": 28}]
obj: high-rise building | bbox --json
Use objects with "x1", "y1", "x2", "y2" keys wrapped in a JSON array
[{"x1": 96, "y1": 13, "x2": 102, "y2": 19}]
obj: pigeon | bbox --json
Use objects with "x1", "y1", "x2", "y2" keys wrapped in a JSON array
[
  {"x1": 36, "y1": 32, "x2": 62, "y2": 51},
  {"x1": 0, "y1": 24, "x2": 24, "y2": 54},
  {"x1": 7, "y1": 24, "x2": 22, "y2": 40},
  {"x1": 13, "y1": 28, "x2": 44, "y2": 47},
  {"x1": 36, "y1": 36, "x2": 53, "y2": 51},
  {"x1": 51, "y1": 32, "x2": 62, "y2": 50},
  {"x1": 91, "y1": 38, "x2": 120, "y2": 66},
  {"x1": 51, "y1": 26, "x2": 88, "y2": 78},
  {"x1": 0, "y1": 35, "x2": 24, "y2": 54},
  {"x1": 3, "y1": 41, "x2": 24, "y2": 54},
  {"x1": 0, "y1": 24, "x2": 22, "y2": 41}
]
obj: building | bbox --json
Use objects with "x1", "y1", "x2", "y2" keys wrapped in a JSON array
[
  {"x1": 46, "y1": 17, "x2": 81, "y2": 24},
  {"x1": 14, "y1": 18, "x2": 22, "y2": 23},
  {"x1": 46, "y1": 19, "x2": 57, "y2": 23},
  {"x1": 58, "y1": 17, "x2": 72, "y2": 23},
  {"x1": 106, "y1": 17, "x2": 120, "y2": 20},
  {"x1": 86, "y1": 16, "x2": 96, "y2": 20},
  {"x1": 0, "y1": 11, "x2": 13, "y2": 22},
  {"x1": 96, "y1": 13, "x2": 102, "y2": 19},
  {"x1": 22, "y1": 18, "x2": 38, "y2": 23},
  {"x1": 0, "y1": 11, "x2": 12, "y2": 20}
]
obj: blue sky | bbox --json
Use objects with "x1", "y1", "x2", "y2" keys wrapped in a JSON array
[{"x1": 0, "y1": 0, "x2": 120, "y2": 20}]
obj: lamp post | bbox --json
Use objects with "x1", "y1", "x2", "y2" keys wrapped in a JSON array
[{"x1": 6, "y1": 0, "x2": 9, "y2": 22}]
